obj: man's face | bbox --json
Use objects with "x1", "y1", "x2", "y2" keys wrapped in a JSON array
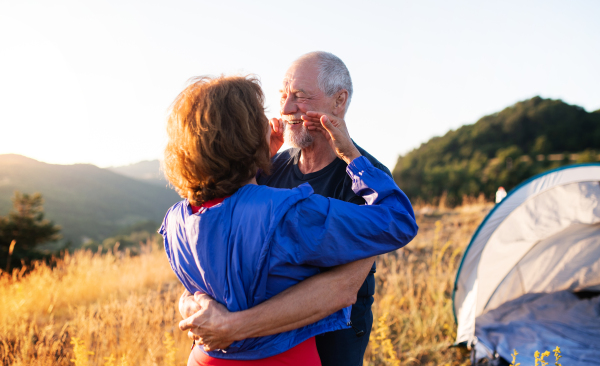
[{"x1": 280, "y1": 60, "x2": 334, "y2": 149}]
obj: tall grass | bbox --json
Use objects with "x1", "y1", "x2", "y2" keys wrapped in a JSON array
[
  {"x1": 0, "y1": 241, "x2": 190, "y2": 365},
  {"x1": 0, "y1": 203, "x2": 491, "y2": 365},
  {"x1": 366, "y1": 202, "x2": 491, "y2": 365}
]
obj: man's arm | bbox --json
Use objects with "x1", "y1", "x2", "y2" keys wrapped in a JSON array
[{"x1": 179, "y1": 257, "x2": 375, "y2": 350}]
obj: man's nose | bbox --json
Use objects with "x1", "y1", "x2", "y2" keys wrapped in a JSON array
[{"x1": 280, "y1": 95, "x2": 297, "y2": 116}]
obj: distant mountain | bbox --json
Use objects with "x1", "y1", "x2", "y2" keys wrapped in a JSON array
[
  {"x1": 108, "y1": 160, "x2": 166, "y2": 186},
  {"x1": 0, "y1": 155, "x2": 181, "y2": 244},
  {"x1": 393, "y1": 97, "x2": 600, "y2": 206}
]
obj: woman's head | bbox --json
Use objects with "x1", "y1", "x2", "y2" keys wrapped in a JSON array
[{"x1": 164, "y1": 75, "x2": 271, "y2": 206}]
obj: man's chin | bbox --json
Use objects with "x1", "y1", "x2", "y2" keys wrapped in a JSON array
[
  {"x1": 285, "y1": 139, "x2": 314, "y2": 149},
  {"x1": 284, "y1": 135, "x2": 314, "y2": 149},
  {"x1": 282, "y1": 124, "x2": 312, "y2": 149}
]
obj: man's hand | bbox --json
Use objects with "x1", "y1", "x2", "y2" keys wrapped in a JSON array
[
  {"x1": 269, "y1": 118, "x2": 284, "y2": 158},
  {"x1": 179, "y1": 292, "x2": 237, "y2": 351},
  {"x1": 302, "y1": 111, "x2": 361, "y2": 164}
]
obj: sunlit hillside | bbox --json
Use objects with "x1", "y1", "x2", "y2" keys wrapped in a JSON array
[
  {"x1": 107, "y1": 160, "x2": 166, "y2": 186},
  {"x1": 0, "y1": 202, "x2": 491, "y2": 366},
  {"x1": 0, "y1": 154, "x2": 180, "y2": 244}
]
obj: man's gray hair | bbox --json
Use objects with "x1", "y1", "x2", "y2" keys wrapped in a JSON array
[{"x1": 295, "y1": 51, "x2": 353, "y2": 112}]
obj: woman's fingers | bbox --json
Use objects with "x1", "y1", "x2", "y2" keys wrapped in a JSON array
[
  {"x1": 304, "y1": 120, "x2": 324, "y2": 130},
  {"x1": 320, "y1": 115, "x2": 341, "y2": 141},
  {"x1": 302, "y1": 113, "x2": 330, "y2": 139},
  {"x1": 269, "y1": 118, "x2": 282, "y2": 133},
  {"x1": 304, "y1": 111, "x2": 344, "y2": 128},
  {"x1": 313, "y1": 113, "x2": 361, "y2": 164},
  {"x1": 301, "y1": 114, "x2": 321, "y2": 123},
  {"x1": 269, "y1": 118, "x2": 285, "y2": 157},
  {"x1": 304, "y1": 111, "x2": 324, "y2": 118},
  {"x1": 301, "y1": 115, "x2": 325, "y2": 132},
  {"x1": 303, "y1": 120, "x2": 330, "y2": 140}
]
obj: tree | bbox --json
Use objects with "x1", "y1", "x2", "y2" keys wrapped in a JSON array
[
  {"x1": 0, "y1": 192, "x2": 61, "y2": 271},
  {"x1": 393, "y1": 97, "x2": 600, "y2": 206}
]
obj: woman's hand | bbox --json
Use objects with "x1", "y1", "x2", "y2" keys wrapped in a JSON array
[
  {"x1": 269, "y1": 118, "x2": 284, "y2": 158},
  {"x1": 302, "y1": 111, "x2": 361, "y2": 165}
]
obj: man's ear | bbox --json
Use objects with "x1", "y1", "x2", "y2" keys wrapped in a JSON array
[{"x1": 332, "y1": 90, "x2": 348, "y2": 116}]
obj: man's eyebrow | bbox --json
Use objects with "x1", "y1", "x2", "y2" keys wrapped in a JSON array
[
  {"x1": 280, "y1": 88, "x2": 306, "y2": 94},
  {"x1": 279, "y1": 86, "x2": 308, "y2": 95}
]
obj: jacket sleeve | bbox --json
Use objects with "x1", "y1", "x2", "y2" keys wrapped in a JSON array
[{"x1": 270, "y1": 156, "x2": 418, "y2": 267}]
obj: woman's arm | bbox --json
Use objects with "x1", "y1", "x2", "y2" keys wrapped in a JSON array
[
  {"x1": 272, "y1": 155, "x2": 417, "y2": 267},
  {"x1": 268, "y1": 112, "x2": 417, "y2": 267}
]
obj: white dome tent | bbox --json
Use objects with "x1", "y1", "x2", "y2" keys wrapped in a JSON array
[{"x1": 452, "y1": 164, "x2": 600, "y2": 365}]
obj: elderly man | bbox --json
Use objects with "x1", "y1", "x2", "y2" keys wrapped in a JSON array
[{"x1": 180, "y1": 51, "x2": 394, "y2": 366}]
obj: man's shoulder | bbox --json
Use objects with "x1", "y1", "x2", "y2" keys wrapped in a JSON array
[{"x1": 352, "y1": 141, "x2": 392, "y2": 177}]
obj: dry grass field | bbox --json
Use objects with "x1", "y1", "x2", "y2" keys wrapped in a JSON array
[
  {"x1": 365, "y1": 200, "x2": 491, "y2": 366},
  {"x1": 0, "y1": 201, "x2": 492, "y2": 366}
]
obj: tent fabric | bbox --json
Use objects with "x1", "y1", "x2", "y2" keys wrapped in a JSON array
[
  {"x1": 478, "y1": 182, "x2": 600, "y2": 313},
  {"x1": 486, "y1": 222, "x2": 600, "y2": 311},
  {"x1": 454, "y1": 164, "x2": 600, "y2": 344},
  {"x1": 475, "y1": 291, "x2": 600, "y2": 366}
]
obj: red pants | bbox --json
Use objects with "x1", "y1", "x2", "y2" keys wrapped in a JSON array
[{"x1": 188, "y1": 337, "x2": 321, "y2": 366}]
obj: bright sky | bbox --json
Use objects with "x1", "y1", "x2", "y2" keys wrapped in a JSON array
[{"x1": 1, "y1": 0, "x2": 599, "y2": 170}]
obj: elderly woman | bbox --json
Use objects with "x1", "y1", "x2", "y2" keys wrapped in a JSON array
[{"x1": 160, "y1": 75, "x2": 417, "y2": 365}]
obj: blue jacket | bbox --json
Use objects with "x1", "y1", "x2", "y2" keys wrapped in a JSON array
[{"x1": 160, "y1": 156, "x2": 418, "y2": 360}]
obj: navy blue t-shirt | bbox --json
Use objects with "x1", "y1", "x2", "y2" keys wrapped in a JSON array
[{"x1": 257, "y1": 142, "x2": 392, "y2": 366}]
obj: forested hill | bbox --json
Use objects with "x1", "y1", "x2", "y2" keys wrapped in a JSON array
[
  {"x1": 393, "y1": 97, "x2": 600, "y2": 206},
  {"x1": 0, "y1": 154, "x2": 181, "y2": 243}
]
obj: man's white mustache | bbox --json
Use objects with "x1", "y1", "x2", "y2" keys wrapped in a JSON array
[{"x1": 282, "y1": 118, "x2": 303, "y2": 125}]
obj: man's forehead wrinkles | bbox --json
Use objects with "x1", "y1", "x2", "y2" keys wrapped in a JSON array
[{"x1": 279, "y1": 82, "x2": 307, "y2": 95}]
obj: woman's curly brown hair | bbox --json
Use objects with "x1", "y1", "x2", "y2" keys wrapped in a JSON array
[{"x1": 163, "y1": 75, "x2": 271, "y2": 206}]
